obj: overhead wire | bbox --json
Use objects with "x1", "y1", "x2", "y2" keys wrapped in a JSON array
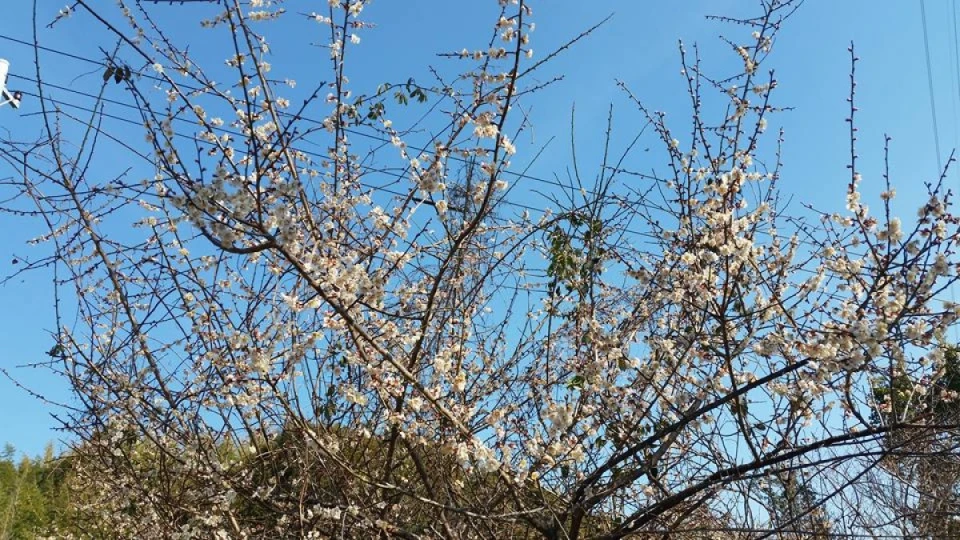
[
  {"x1": 6, "y1": 81, "x2": 893, "y2": 295},
  {"x1": 5, "y1": 86, "x2": 560, "y2": 296},
  {"x1": 0, "y1": 31, "x2": 820, "y2": 236},
  {"x1": 950, "y1": 1, "x2": 960, "y2": 149},
  {"x1": 920, "y1": 0, "x2": 944, "y2": 173},
  {"x1": 0, "y1": 31, "x2": 678, "y2": 249},
  {"x1": 0, "y1": 33, "x2": 582, "y2": 196},
  {"x1": 919, "y1": 1, "x2": 959, "y2": 333},
  {"x1": 8, "y1": 74, "x2": 595, "y2": 238},
  {"x1": 0, "y1": 33, "x2": 915, "y2": 277}
]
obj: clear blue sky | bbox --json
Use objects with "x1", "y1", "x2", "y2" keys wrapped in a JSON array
[{"x1": 0, "y1": 0, "x2": 956, "y2": 457}]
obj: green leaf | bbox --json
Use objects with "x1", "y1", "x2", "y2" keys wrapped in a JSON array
[
  {"x1": 367, "y1": 102, "x2": 384, "y2": 120},
  {"x1": 411, "y1": 88, "x2": 427, "y2": 103}
]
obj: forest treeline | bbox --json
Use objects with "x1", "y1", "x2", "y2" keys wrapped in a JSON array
[{"x1": 0, "y1": 444, "x2": 71, "y2": 539}]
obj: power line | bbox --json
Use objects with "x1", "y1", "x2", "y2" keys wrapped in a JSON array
[
  {"x1": 950, "y1": 0, "x2": 960, "y2": 148},
  {"x1": 8, "y1": 86, "x2": 422, "y2": 200},
  {"x1": 11, "y1": 76, "x2": 618, "y2": 253},
  {"x1": 916, "y1": 4, "x2": 959, "y2": 333},
  {"x1": 0, "y1": 88, "x2": 880, "y2": 300},
  {"x1": 0, "y1": 33, "x2": 581, "y2": 197},
  {"x1": 13, "y1": 81, "x2": 850, "y2": 282},
  {"x1": 0, "y1": 33, "x2": 910, "y2": 265},
  {"x1": 0, "y1": 31, "x2": 811, "y2": 247},
  {"x1": 0, "y1": 32, "x2": 675, "y2": 247},
  {"x1": 0, "y1": 34, "x2": 104, "y2": 69},
  {"x1": 921, "y1": 0, "x2": 944, "y2": 174}
]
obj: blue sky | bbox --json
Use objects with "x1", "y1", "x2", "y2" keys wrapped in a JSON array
[{"x1": 0, "y1": 0, "x2": 956, "y2": 457}]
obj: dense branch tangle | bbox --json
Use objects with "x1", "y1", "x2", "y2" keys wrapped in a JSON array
[{"x1": 2, "y1": 0, "x2": 960, "y2": 538}]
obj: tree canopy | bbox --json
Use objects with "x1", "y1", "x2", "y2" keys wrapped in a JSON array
[{"x1": 2, "y1": 0, "x2": 960, "y2": 538}]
